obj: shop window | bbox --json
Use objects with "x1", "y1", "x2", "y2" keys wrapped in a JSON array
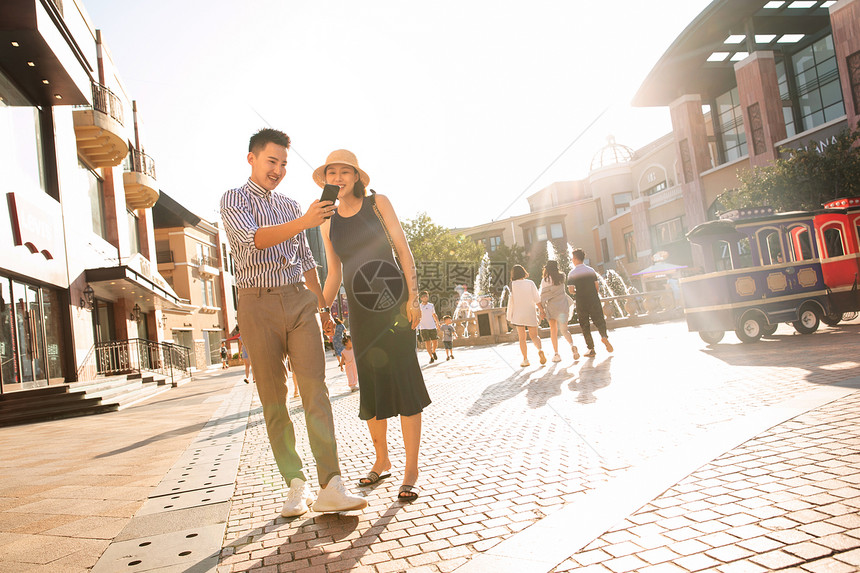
[
  {"x1": 624, "y1": 230, "x2": 637, "y2": 263},
  {"x1": 715, "y1": 87, "x2": 748, "y2": 163},
  {"x1": 0, "y1": 70, "x2": 47, "y2": 194},
  {"x1": 653, "y1": 217, "x2": 685, "y2": 247},
  {"x1": 776, "y1": 59, "x2": 797, "y2": 138}
]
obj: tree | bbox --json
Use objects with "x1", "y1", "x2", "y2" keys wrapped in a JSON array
[
  {"x1": 401, "y1": 213, "x2": 484, "y2": 315},
  {"x1": 719, "y1": 127, "x2": 860, "y2": 212}
]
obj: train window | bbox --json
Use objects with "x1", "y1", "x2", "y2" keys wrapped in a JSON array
[
  {"x1": 762, "y1": 230, "x2": 784, "y2": 264},
  {"x1": 796, "y1": 230, "x2": 813, "y2": 260},
  {"x1": 714, "y1": 241, "x2": 732, "y2": 271},
  {"x1": 737, "y1": 237, "x2": 753, "y2": 269},
  {"x1": 823, "y1": 227, "x2": 845, "y2": 257}
]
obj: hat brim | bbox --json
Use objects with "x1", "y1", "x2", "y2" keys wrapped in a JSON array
[{"x1": 313, "y1": 163, "x2": 370, "y2": 189}]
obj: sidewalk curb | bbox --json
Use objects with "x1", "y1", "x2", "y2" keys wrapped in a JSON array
[{"x1": 455, "y1": 379, "x2": 860, "y2": 573}]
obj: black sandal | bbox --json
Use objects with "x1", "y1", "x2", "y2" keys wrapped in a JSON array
[
  {"x1": 358, "y1": 471, "x2": 390, "y2": 487},
  {"x1": 398, "y1": 484, "x2": 419, "y2": 502}
]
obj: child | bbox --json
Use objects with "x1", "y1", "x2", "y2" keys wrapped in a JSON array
[
  {"x1": 339, "y1": 335, "x2": 359, "y2": 392},
  {"x1": 440, "y1": 315, "x2": 458, "y2": 360},
  {"x1": 220, "y1": 342, "x2": 229, "y2": 369}
]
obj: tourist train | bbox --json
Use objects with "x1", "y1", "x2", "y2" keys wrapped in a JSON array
[{"x1": 680, "y1": 197, "x2": 860, "y2": 344}]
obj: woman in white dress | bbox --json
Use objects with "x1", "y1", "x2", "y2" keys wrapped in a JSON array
[
  {"x1": 539, "y1": 260, "x2": 579, "y2": 362},
  {"x1": 505, "y1": 265, "x2": 546, "y2": 367}
]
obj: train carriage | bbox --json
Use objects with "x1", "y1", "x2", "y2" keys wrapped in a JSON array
[{"x1": 680, "y1": 197, "x2": 860, "y2": 344}]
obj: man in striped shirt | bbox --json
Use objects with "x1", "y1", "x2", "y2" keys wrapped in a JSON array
[{"x1": 220, "y1": 128, "x2": 366, "y2": 517}]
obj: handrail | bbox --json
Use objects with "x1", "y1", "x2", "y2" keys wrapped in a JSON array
[
  {"x1": 77, "y1": 338, "x2": 192, "y2": 385},
  {"x1": 90, "y1": 80, "x2": 124, "y2": 126},
  {"x1": 125, "y1": 149, "x2": 157, "y2": 179},
  {"x1": 192, "y1": 254, "x2": 220, "y2": 268}
]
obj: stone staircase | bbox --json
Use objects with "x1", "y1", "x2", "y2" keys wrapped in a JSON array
[{"x1": 0, "y1": 373, "x2": 172, "y2": 427}]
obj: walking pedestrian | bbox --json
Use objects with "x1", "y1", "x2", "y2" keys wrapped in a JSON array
[
  {"x1": 540, "y1": 260, "x2": 579, "y2": 362},
  {"x1": 220, "y1": 129, "x2": 366, "y2": 517},
  {"x1": 220, "y1": 342, "x2": 229, "y2": 369},
  {"x1": 440, "y1": 315, "x2": 458, "y2": 360},
  {"x1": 566, "y1": 248, "x2": 614, "y2": 357},
  {"x1": 506, "y1": 264, "x2": 546, "y2": 367},
  {"x1": 317, "y1": 149, "x2": 431, "y2": 502},
  {"x1": 339, "y1": 334, "x2": 359, "y2": 392},
  {"x1": 417, "y1": 291, "x2": 440, "y2": 363}
]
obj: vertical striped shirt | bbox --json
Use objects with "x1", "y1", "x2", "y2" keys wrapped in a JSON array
[{"x1": 220, "y1": 179, "x2": 317, "y2": 288}]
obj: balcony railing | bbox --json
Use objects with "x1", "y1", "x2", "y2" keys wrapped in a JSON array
[
  {"x1": 124, "y1": 149, "x2": 157, "y2": 179},
  {"x1": 156, "y1": 250, "x2": 174, "y2": 264},
  {"x1": 90, "y1": 80, "x2": 124, "y2": 126},
  {"x1": 192, "y1": 255, "x2": 220, "y2": 268}
]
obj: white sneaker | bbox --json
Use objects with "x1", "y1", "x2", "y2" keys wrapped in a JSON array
[
  {"x1": 520, "y1": 359, "x2": 530, "y2": 367},
  {"x1": 312, "y1": 475, "x2": 367, "y2": 513},
  {"x1": 552, "y1": 353, "x2": 562, "y2": 363},
  {"x1": 281, "y1": 478, "x2": 313, "y2": 517}
]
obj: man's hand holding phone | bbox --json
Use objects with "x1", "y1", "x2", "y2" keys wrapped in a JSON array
[{"x1": 303, "y1": 184, "x2": 340, "y2": 228}]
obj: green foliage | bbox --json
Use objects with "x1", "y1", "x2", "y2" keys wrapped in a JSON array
[
  {"x1": 402, "y1": 213, "x2": 484, "y2": 265},
  {"x1": 719, "y1": 127, "x2": 860, "y2": 212}
]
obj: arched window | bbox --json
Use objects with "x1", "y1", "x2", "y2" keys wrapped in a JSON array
[
  {"x1": 788, "y1": 226, "x2": 813, "y2": 261},
  {"x1": 823, "y1": 226, "x2": 845, "y2": 258},
  {"x1": 757, "y1": 228, "x2": 783, "y2": 265}
]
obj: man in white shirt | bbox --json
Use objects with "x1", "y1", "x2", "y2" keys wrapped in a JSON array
[{"x1": 417, "y1": 291, "x2": 440, "y2": 363}]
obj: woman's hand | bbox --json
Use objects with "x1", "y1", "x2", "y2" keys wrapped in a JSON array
[{"x1": 406, "y1": 296, "x2": 421, "y2": 329}]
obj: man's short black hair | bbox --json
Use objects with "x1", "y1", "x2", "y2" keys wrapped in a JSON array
[
  {"x1": 571, "y1": 248, "x2": 586, "y2": 261},
  {"x1": 249, "y1": 128, "x2": 291, "y2": 154}
]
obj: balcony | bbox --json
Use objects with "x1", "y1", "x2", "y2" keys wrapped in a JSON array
[
  {"x1": 123, "y1": 150, "x2": 159, "y2": 209},
  {"x1": 73, "y1": 81, "x2": 127, "y2": 168},
  {"x1": 193, "y1": 255, "x2": 220, "y2": 279}
]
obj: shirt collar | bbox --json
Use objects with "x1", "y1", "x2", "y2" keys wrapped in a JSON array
[{"x1": 246, "y1": 178, "x2": 272, "y2": 199}]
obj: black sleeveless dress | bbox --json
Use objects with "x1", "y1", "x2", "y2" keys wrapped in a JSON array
[{"x1": 329, "y1": 194, "x2": 431, "y2": 420}]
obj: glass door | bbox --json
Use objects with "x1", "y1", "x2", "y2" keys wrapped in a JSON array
[
  {"x1": 12, "y1": 281, "x2": 48, "y2": 386},
  {"x1": 0, "y1": 279, "x2": 15, "y2": 390}
]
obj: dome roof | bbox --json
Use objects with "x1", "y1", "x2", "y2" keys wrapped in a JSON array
[{"x1": 589, "y1": 136, "x2": 634, "y2": 171}]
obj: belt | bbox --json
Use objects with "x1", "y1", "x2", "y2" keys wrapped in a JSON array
[{"x1": 238, "y1": 283, "x2": 306, "y2": 296}]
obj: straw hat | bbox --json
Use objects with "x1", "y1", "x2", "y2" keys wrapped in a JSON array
[{"x1": 312, "y1": 149, "x2": 370, "y2": 188}]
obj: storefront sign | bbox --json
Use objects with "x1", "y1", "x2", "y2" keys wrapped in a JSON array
[{"x1": 6, "y1": 192, "x2": 63, "y2": 260}]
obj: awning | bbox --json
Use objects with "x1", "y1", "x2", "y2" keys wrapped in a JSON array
[
  {"x1": 632, "y1": 262, "x2": 688, "y2": 276},
  {"x1": 84, "y1": 265, "x2": 189, "y2": 313}
]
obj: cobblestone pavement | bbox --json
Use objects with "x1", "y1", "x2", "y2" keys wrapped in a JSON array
[{"x1": 217, "y1": 318, "x2": 860, "y2": 573}]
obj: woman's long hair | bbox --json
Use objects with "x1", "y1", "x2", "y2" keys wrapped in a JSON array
[
  {"x1": 542, "y1": 260, "x2": 564, "y2": 286},
  {"x1": 510, "y1": 264, "x2": 527, "y2": 281}
]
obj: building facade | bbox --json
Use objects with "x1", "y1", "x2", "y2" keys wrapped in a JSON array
[
  {"x1": 1, "y1": 0, "x2": 185, "y2": 392},
  {"x1": 462, "y1": 0, "x2": 860, "y2": 288}
]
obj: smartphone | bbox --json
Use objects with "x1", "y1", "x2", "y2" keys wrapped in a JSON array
[{"x1": 320, "y1": 184, "x2": 339, "y2": 219}]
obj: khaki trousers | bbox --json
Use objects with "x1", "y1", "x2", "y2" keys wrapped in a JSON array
[{"x1": 238, "y1": 284, "x2": 340, "y2": 486}]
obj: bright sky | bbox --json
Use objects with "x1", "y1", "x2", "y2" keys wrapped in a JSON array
[{"x1": 82, "y1": 0, "x2": 712, "y2": 229}]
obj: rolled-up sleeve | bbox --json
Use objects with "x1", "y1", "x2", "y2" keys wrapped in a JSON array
[{"x1": 220, "y1": 189, "x2": 260, "y2": 252}]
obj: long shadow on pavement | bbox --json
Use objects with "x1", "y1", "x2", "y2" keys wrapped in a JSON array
[{"x1": 568, "y1": 356, "x2": 613, "y2": 404}]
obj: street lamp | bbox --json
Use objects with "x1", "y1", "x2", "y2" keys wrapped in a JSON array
[
  {"x1": 130, "y1": 303, "x2": 141, "y2": 323},
  {"x1": 80, "y1": 284, "x2": 95, "y2": 309}
]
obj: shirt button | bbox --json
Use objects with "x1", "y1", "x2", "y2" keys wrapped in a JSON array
[{"x1": 280, "y1": 256, "x2": 287, "y2": 265}]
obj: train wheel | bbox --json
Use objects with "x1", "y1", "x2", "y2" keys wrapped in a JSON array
[
  {"x1": 793, "y1": 306, "x2": 820, "y2": 335},
  {"x1": 736, "y1": 317, "x2": 764, "y2": 343},
  {"x1": 761, "y1": 323, "x2": 779, "y2": 337},
  {"x1": 699, "y1": 330, "x2": 724, "y2": 345},
  {"x1": 821, "y1": 313, "x2": 842, "y2": 327}
]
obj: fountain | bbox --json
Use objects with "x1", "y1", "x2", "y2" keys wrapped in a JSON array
[{"x1": 597, "y1": 273, "x2": 625, "y2": 318}]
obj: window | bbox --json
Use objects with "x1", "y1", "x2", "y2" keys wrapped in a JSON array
[
  {"x1": 81, "y1": 159, "x2": 106, "y2": 239},
  {"x1": 127, "y1": 210, "x2": 140, "y2": 254},
  {"x1": 596, "y1": 198, "x2": 604, "y2": 225},
  {"x1": 600, "y1": 238, "x2": 610, "y2": 263},
  {"x1": 201, "y1": 279, "x2": 216, "y2": 306},
  {"x1": 549, "y1": 224, "x2": 564, "y2": 240},
  {"x1": 791, "y1": 34, "x2": 844, "y2": 131},
  {"x1": 488, "y1": 236, "x2": 502, "y2": 252},
  {"x1": 0, "y1": 69, "x2": 46, "y2": 194},
  {"x1": 760, "y1": 229, "x2": 784, "y2": 264},
  {"x1": 775, "y1": 59, "x2": 797, "y2": 138},
  {"x1": 535, "y1": 226, "x2": 547, "y2": 242},
  {"x1": 715, "y1": 87, "x2": 748, "y2": 162},
  {"x1": 643, "y1": 180, "x2": 668, "y2": 196},
  {"x1": 737, "y1": 237, "x2": 753, "y2": 269},
  {"x1": 823, "y1": 227, "x2": 845, "y2": 258},
  {"x1": 653, "y1": 217, "x2": 685, "y2": 247},
  {"x1": 613, "y1": 192, "x2": 632, "y2": 215},
  {"x1": 714, "y1": 241, "x2": 732, "y2": 271},
  {"x1": 624, "y1": 230, "x2": 637, "y2": 263}
]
